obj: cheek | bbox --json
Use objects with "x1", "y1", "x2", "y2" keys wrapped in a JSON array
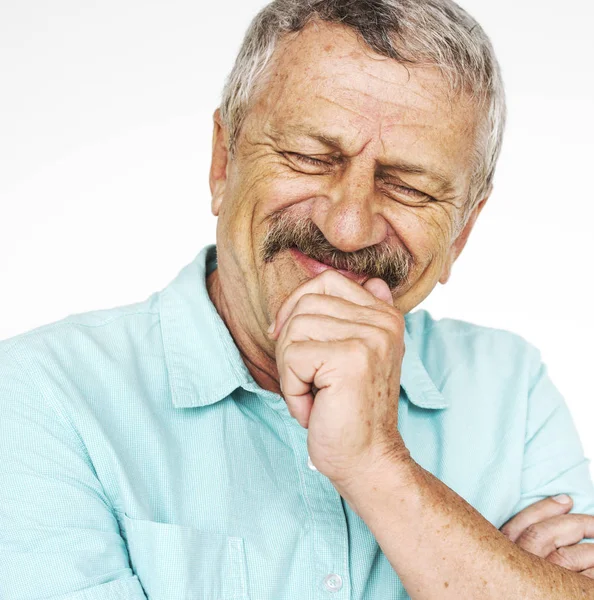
[
  {"x1": 386, "y1": 206, "x2": 456, "y2": 267},
  {"x1": 217, "y1": 173, "x2": 262, "y2": 246},
  {"x1": 217, "y1": 165, "x2": 317, "y2": 269},
  {"x1": 250, "y1": 160, "x2": 325, "y2": 217},
  {"x1": 270, "y1": 172, "x2": 323, "y2": 202}
]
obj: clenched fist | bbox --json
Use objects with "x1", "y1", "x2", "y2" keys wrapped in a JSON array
[{"x1": 268, "y1": 269, "x2": 411, "y2": 489}]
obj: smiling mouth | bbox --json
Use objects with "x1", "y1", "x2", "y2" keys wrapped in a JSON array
[{"x1": 288, "y1": 247, "x2": 369, "y2": 284}]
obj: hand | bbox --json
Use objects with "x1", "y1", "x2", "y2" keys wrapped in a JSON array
[
  {"x1": 268, "y1": 269, "x2": 410, "y2": 487},
  {"x1": 500, "y1": 495, "x2": 594, "y2": 578}
]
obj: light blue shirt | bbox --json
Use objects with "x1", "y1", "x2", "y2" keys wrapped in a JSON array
[{"x1": 1, "y1": 244, "x2": 593, "y2": 600}]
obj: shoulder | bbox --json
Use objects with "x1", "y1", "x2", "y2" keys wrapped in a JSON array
[
  {"x1": 0, "y1": 293, "x2": 164, "y2": 409},
  {"x1": 404, "y1": 309, "x2": 542, "y2": 394},
  {"x1": 1, "y1": 293, "x2": 160, "y2": 354},
  {"x1": 406, "y1": 308, "x2": 540, "y2": 359}
]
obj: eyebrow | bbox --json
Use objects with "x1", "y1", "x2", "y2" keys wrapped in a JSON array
[
  {"x1": 269, "y1": 125, "x2": 457, "y2": 196},
  {"x1": 268, "y1": 125, "x2": 343, "y2": 149}
]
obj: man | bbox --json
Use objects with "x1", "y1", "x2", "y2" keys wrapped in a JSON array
[{"x1": 1, "y1": 0, "x2": 594, "y2": 598}]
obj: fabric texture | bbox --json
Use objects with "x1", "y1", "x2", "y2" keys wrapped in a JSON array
[{"x1": 1, "y1": 244, "x2": 592, "y2": 600}]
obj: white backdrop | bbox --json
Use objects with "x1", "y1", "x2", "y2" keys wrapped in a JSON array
[{"x1": 1, "y1": 1, "x2": 593, "y2": 473}]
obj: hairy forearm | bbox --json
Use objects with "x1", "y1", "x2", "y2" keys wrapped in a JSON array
[{"x1": 336, "y1": 458, "x2": 594, "y2": 599}]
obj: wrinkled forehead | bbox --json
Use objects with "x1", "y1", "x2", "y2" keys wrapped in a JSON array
[
  {"x1": 241, "y1": 21, "x2": 480, "y2": 195},
  {"x1": 246, "y1": 21, "x2": 479, "y2": 159}
]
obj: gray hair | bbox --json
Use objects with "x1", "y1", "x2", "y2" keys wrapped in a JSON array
[{"x1": 220, "y1": 0, "x2": 506, "y2": 226}]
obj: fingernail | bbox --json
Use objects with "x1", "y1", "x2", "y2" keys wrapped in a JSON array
[
  {"x1": 267, "y1": 321, "x2": 275, "y2": 336},
  {"x1": 552, "y1": 494, "x2": 571, "y2": 504}
]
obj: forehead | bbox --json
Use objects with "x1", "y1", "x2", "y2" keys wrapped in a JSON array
[{"x1": 249, "y1": 21, "x2": 480, "y2": 180}]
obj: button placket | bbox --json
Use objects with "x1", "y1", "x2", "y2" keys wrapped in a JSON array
[{"x1": 280, "y1": 407, "x2": 350, "y2": 597}]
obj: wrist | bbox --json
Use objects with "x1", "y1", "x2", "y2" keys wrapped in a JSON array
[{"x1": 332, "y1": 443, "x2": 419, "y2": 508}]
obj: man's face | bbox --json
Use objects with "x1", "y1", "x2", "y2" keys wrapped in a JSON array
[{"x1": 210, "y1": 21, "x2": 484, "y2": 332}]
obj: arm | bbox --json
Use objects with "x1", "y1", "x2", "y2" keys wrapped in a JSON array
[
  {"x1": 0, "y1": 348, "x2": 146, "y2": 600},
  {"x1": 336, "y1": 455, "x2": 594, "y2": 599},
  {"x1": 270, "y1": 269, "x2": 594, "y2": 598},
  {"x1": 335, "y1": 351, "x2": 594, "y2": 599}
]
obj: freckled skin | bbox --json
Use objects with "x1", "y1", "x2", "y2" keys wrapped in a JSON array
[
  {"x1": 205, "y1": 24, "x2": 594, "y2": 597},
  {"x1": 207, "y1": 20, "x2": 489, "y2": 395}
]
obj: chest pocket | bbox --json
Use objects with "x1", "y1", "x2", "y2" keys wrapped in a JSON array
[{"x1": 118, "y1": 512, "x2": 250, "y2": 600}]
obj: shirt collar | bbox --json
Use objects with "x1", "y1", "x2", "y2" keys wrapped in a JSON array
[
  {"x1": 400, "y1": 327, "x2": 450, "y2": 410},
  {"x1": 160, "y1": 244, "x2": 448, "y2": 411},
  {"x1": 160, "y1": 245, "x2": 253, "y2": 408}
]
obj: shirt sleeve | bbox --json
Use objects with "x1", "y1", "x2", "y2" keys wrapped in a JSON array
[
  {"x1": 0, "y1": 348, "x2": 148, "y2": 599},
  {"x1": 511, "y1": 347, "x2": 594, "y2": 544}
]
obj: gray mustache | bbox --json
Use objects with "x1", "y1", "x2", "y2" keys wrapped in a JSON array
[{"x1": 261, "y1": 212, "x2": 412, "y2": 289}]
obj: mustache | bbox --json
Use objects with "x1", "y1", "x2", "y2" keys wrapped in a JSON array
[{"x1": 260, "y1": 209, "x2": 413, "y2": 289}]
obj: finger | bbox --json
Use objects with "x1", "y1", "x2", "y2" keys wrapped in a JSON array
[
  {"x1": 500, "y1": 496, "x2": 574, "y2": 543},
  {"x1": 363, "y1": 277, "x2": 393, "y2": 305},
  {"x1": 276, "y1": 314, "x2": 396, "y2": 387},
  {"x1": 277, "y1": 313, "x2": 383, "y2": 351},
  {"x1": 580, "y1": 567, "x2": 594, "y2": 579},
  {"x1": 514, "y1": 514, "x2": 594, "y2": 558},
  {"x1": 279, "y1": 339, "x2": 327, "y2": 428},
  {"x1": 275, "y1": 294, "x2": 400, "y2": 348},
  {"x1": 269, "y1": 270, "x2": 389, "y2": 339},
  {"x1": 546, "y1": 542, "x2": 594, "y2": 572},
  {"x1": 279, "y1": 338, "x2": 367, "y2": 428}
]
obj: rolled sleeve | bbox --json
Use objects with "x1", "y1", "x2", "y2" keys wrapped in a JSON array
[
  {"x1": 0, "y1": 348, "x2": 147, "y2": 599},
  {"x1": 512, "y1": 348, "x2": 594, "y2": 543}
]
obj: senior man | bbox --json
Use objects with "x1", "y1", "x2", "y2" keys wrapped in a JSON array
[{"x1": 2, "y1": 0, "x2": 594, "y2": 599}]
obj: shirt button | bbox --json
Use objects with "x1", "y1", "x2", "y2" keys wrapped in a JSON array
[
  {"x1": 323, "y1": 573, "x2": 343, "y2": 592},
  {"x1": 307, "y1": 454, "x2": 318, "y2": 471}
]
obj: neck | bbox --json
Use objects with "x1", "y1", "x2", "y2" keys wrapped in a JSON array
[{"x1": 206, "y1": 268, "x2": 281, "y2": 395}]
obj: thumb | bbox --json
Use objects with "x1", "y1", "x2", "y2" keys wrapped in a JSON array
[{"x1": 363, "y1": 277, "x2": 393, "y2": 305}]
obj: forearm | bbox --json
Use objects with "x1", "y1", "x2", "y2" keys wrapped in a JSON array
[{"x1": 336, "y1": 458, "x2": 594, "y2": 599}]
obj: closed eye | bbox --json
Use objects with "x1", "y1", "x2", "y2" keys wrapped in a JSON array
[
  {"x1": 392, "y1": 185, "x2": 427, "y2": 197},
  {"x1": 380, "y1": 179, "x2": 436, "y2": 202},
  {"x1": 286, "y1": 153, "x2": 329, "y2": 167},
  {"x1": 282, "y1": 154, "x2": 438, "y2": 202}
]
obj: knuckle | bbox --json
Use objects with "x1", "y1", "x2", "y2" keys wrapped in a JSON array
[
  {"x1": 282, "y1": 340, "x2": 301, "y2": 363},
  {"x1": 281, "y1": 318, "x2": 299, "y2": 343},
  {"x1": 320, "y1": 269, "x2": 340, "y2": 284},
  {"x1": 380, "y1": 312, "x2": 405, "y2": 347},
  {"x1": 547, "y1": 547, "x2": 575, "y2": 570},
  {"x1": 385, "y1": 308, "x2": 405, "y2": 330},
  {"x1": 519, "y1": 523, "x2": 547, "y2": 548},
  {"x1": 287, "y1": 312, "x2": 312, "y2": 332},
  {"x1": 375, "y1": 323, "x2": 403, "y2": 359},
  {"x1": 294, "y1": 293, "x2": 320, "y2": 314},
  {"x1": 373, "y1": 328, "x2": 393, "y2": 356},
  {"x1": 346, "y1": 338, "x2": 371, "y2": 364}
]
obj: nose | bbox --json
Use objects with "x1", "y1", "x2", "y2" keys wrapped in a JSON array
[{"x1": 310, "y1": 162, "x2": 387, "y2": 253}]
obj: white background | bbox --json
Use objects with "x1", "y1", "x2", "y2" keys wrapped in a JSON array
[{"x1": 1, "y1": 2, "x2": 593, "y2": 471}]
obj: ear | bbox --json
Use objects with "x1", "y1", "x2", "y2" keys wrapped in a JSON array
[
  {"x1": 209, "y1": 108, "x2": 230, "y2": 217},
  {"x1": 439, "y1": 194, "x2": 489, "y2": 285}
]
